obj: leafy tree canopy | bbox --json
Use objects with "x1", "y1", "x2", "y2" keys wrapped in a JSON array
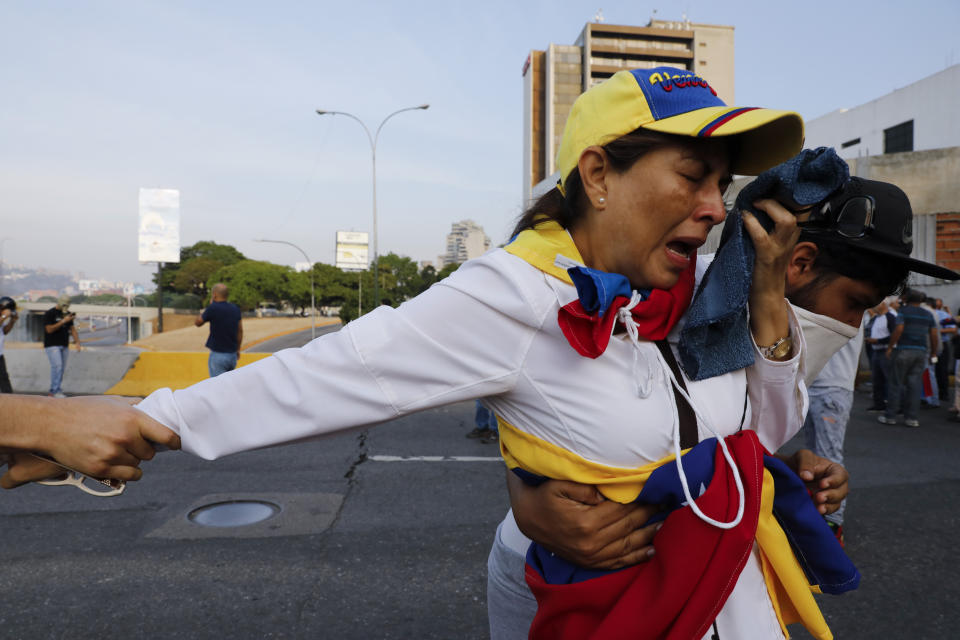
[{"x1": 206, "y1": 260, "x2": 289, "y2": 311}]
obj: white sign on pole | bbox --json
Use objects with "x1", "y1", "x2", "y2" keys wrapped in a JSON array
[
  {"x1": 335, "y1": 231, "x2": 369, "y2": 271},
  {"x1": 138, "y1": 188, "x2": 181, "y2": 263}
]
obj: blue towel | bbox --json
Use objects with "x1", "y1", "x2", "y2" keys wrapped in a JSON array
[{"x1": 677, "y1": 148, "x2": 850, "y2": 380}]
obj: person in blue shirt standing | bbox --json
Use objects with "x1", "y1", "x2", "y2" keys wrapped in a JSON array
[
  {"x1": 195, "y1": 283, "x2": 243, "y2": 377},
  {"x1": 879, "y1": 289, "x2": 938, "y2": 427}
]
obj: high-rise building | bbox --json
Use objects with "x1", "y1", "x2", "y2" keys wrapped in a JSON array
[
  {"x1": 442, "y1": 220, "x2": 491, "y2": 266},
  {"x1": 522, "y1": 18, "x2": 735, "y2": 203}
]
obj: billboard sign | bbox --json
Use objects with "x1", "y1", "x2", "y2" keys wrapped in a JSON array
[
  {"x1": 335, "y1": 231, "x2": 369, "y2": 271},
  {"x1": 138, "y1": 188, "x2": 181, "y2": 263}
]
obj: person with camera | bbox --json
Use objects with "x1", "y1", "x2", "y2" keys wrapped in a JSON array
[
  {"x1": 43, "y1": 294, "x2": 81, "y2": 398},
  {"x1": 0, "y1": 296, "x2": 19, "y2": 393}
]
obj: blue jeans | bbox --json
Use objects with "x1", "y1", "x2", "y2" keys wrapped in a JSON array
[
  {"x1": 208, "y1": 351, "x2": 238, "y2": 378},
  {"x1": 886, "y1": 349, "x2": 927, "y2": 421},
  {"x1": 487, "y1": 521, "x2": 536, "y2": 639},
  {"x1": 45, "y1": 345, "x2": 69, "y2": 394},
  {"x1": 803, "y1": 387, "x2": 853, "y2": 525},
  {"x1": 475, "y1": 400, "x2": 498, "y2": 431}
]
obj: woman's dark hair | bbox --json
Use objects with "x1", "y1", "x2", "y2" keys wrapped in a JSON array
[{"x1": 511, "y1": 129, "x2": 690, "y2": 238}]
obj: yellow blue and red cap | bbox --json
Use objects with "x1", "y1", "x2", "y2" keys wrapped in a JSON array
[{"x1": 555, "y1": 67, "x2": 805, "y2": 193}]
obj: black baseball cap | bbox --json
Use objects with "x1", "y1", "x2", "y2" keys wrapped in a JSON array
[{"x1": 800, "y1": 177, "x2": 960, "y2": 281}]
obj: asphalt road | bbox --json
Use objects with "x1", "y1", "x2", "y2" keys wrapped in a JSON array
[
  {"x1": 247, "y1": 323, "x2": 341, "y2": 352},
  {"x1": 2, "y1": 384, "x2": 959, "y2": 638}
]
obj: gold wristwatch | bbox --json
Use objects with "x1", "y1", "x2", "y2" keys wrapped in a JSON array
[{"x1": 759, "y1": 335, "x2": 793, "y2": 360}]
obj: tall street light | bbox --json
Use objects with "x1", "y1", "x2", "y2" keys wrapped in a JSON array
[
  {"x1": 254, "y1": 238, "x2": 315, "y2": 340},
  {"x1": 315, "y1": 104, "x2": 429, "y2": 309}
]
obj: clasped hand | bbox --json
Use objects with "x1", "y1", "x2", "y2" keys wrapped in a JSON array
[{"x1": 508, "y1": 449, "x2": 848, "y2": 570}]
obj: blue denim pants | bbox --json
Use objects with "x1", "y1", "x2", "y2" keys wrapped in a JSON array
[
  {"x1": 803, "y1": 387, "x2": 853, "y2": 525},
  {"x1": 208, "y1": 351, "x2": 238, "y2": 378},
  {"x1": 45, "y1": 345, "x2": 69, "y2": 394}
]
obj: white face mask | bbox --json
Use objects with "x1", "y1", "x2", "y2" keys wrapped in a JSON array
[{"x1": 792, "y1": 303, "x2": 861, "y2": 386}]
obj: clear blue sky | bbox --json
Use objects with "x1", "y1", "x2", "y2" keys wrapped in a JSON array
[{"x1": 1, "y1": 0, "x2": 957, "y2": 285}]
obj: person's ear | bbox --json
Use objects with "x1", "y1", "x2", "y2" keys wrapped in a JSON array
[
  {"x1": 784, "y1": 241, "x2": 819, "y2": 292},
  {"x1": 577, "y1": 146, "x2": 610, "y2": 210}
]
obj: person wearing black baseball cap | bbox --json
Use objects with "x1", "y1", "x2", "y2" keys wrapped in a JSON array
[
  {"x1": 795, "y1": 176, "x2": 959, "y2": 289},
  {"x1": 780, "y1": 176, "x2": 959, "y2": 544}
]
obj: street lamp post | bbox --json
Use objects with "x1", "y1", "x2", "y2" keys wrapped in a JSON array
[
  {"x1": 315, "y1": 104, "x2": 429, "y2": 309},
  {"x1": 254, "y1": 238, "x2": 315, "y2": 340}
]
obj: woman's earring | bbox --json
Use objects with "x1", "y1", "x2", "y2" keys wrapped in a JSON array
[{"x1": 597, "y1": 196, "x2": 606, "y2": 205}]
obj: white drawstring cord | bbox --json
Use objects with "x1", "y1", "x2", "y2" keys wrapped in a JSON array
[
  {"x1": 618, "y1": 292, "x2": 655, "y2": 398},
  {"x1": 660, "y1": 354, "x2": 745, "y2": 529},
  {"x1": 618, "y1": 294, "x2": 745, "y2": 530}
]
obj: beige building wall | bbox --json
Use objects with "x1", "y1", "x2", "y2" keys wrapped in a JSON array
[
  {"x1": 848, "y1": 148, "x2": 960, "y2": 216},
  {"x1": 689, "y1": 24, "x2": 735, "y2": 103},
  {"x1": 546, "y1": 44, "x2": 582, "y2": 176}
]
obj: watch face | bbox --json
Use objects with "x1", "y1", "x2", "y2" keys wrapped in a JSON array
[{"x1": 773, "y1": 338, "x2": 793, "y2": 359}]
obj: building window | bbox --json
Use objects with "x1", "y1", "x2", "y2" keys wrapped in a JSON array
[
  {"x1": 884, "y1": 120, "x2": 913, "y2": 154},
  {"x1": 699, "y1": 60, "x2": 707, "y2": 65},
  {"x1": 841, "y1": 138, "x2": 860, "y2": 149}
]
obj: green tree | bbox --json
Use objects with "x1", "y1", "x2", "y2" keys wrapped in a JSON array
[
  {"x1": 154, "y1": 241, "x2": 246, "y2": 293},
  {"x1": 313, "y1": 263, "x2": 352, "y2": 309},
  {"x1": 437, "y1": 262, "x2": 461, "y2": 280},
  {"x1": 86, "y1": 294, "x2": 126, "y2": 305},
  {"x1": 206, "y1": 260, "x2": 288, "y2": 311},
  {"x1": 284, "y1": 269, "x2": 313, "y2": 316},
  {"x1": 375, "y1": 253, "x2": 421, "y2": 306},
  {"x1": 417, "y1": 264, "x2": 438, "y2": 294},
  {"x1": 172, "y1": 257, "x2": 224, "y2": 298},
  {"x1": 338, "y1": 269, "x2": 375, "y2": 324}
]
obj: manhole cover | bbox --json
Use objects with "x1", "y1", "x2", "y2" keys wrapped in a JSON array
[{"x1": 188, "y1": 500, "x2": 280, "y2": 527}]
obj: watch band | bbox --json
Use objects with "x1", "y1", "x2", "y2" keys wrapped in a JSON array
[{"x1": 760, "y1": 335, "x2": 793, "y2": 360}]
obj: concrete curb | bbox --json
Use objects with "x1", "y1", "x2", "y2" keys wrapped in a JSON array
[
  {"x1": 240, "y1": 318, "x2": 340, "y2": 351},
  {"x1": 106, "y1": 352, "x2": 272, "y2": 396}
]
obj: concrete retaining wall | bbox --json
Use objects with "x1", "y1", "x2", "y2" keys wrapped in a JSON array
[
  {"x1": 6, "y1": 350, "x2": 142, "y2": 395},
  {"x1": 4, "y1": 350, "x2": 271, "y2": 397}
]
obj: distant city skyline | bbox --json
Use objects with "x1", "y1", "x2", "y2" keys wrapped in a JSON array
[{"x1": 1, "y1": 1, "x2": 956, "y2": 284}]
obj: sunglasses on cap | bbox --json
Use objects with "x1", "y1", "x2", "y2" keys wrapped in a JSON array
[{"x1": 798, "y1": 194, "x2": 876, "y2": 239}]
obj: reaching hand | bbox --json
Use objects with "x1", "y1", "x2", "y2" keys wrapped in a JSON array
[
  {"x1": 777, "y1": 449, "x2": 849, "y2": 515},
  {"x1": 1, "y1": 453, "x2": 65, "y2": 489},
  {"x1": 0, "y1": 395, "x2": 181, "y2": 489}
]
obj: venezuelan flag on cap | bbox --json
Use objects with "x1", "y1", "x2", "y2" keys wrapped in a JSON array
[{"x1": 555, "y1": 67, "x2": 804, "y2": 192}]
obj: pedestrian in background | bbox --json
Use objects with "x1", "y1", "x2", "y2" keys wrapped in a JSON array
[
  {"x1": 467, "y1": 399, "x2": 498, "y2": 443},
  {"x1": 0, "y1": 296, "x2": 19, "y2": 393},
  {"x1": 880, "y1": 289, "x2": 938, "y2": 427},
  {"x1": 43, "y1": 294, "x2": 80, "y2": 398},
  {"x1": 195, "y1": 283, "x2": 243, "y2": 377},
  {"x1": 864, "y1": 297, "x2": 898, "y2": 413},
  {"x1": 919, "y1": 296, "x2": 942, "y2": 408},
  {"x1": 933, "y1": 298, "x2": 955, "y2": 404}
]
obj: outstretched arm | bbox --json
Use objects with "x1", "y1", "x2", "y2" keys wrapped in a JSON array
[{"x1": 0, "y1": 395, "x2": 181, "y2": 489}]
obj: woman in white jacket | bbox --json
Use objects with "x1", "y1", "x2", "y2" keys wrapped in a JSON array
[{"x1": 4, "y1": 67, "x2": 818, "y2": 639}]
